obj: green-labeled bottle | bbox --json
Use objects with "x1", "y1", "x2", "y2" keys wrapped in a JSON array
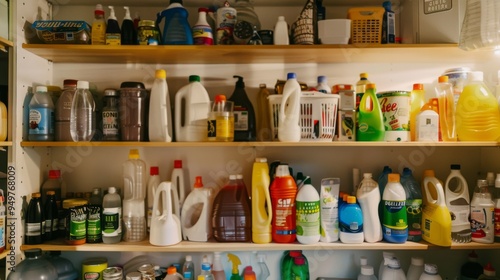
[
  {"x1": 356, "y1": 83, "x2": 385, "y2": 141},
  {"x1": 290, "y1": 256, "x2": 310, "y2": 280}
]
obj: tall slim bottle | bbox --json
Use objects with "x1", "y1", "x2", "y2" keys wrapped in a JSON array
[
  {"x1": 149, "y1": 69, "x2": 172, "y2": 142},
  {"x1": 410, "y1": 83, "x2": 425, "y2": 141},
  {"x1": 102, "y1": 187, "x2": 122, "y2": 244},
  {"x1": 87, "y1": 187, "x2": 103, "y2": 243},
  {"x1": 91, "y1": 4, "x2": 106, "y2": 45},
  {"x1": 25, "y1": 192, "x2": 44, "y2": 245},
  {"x1": 357, "y1": 83, "x2": 385, "y2": 141},
  {"x1": 435, "y1": 76, "x2": 456, "y2": 141},
  {"x1": 70, "y1": 81, "x2": 96, "y2": 142},
  {"x1": 43, "y1": 191, "x2": 58, "y2": 241},
  {"x1": 252, "y1": 158, "x2": 272, "y2": 243}
]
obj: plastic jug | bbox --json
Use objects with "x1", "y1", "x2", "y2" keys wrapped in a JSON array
[
  {"x1": 410, "y1": 83, "x2": 425, "y2": 141},
  {"x1": 174, "y1": 75, "x2": 210, "y2": 142},
  {"x1": 278, "y1": 73, "x2": 301, "y2": 142},
  {"x1": 456, "y1": 71, "x2": 500, "y2": 141},
  {"x1": 270, "y1": 164, "x2": 297, "y2": 243},
  {"x1": 381, "y1": 257, "x2": 407, "y2": 280},
  {"x1": 252, "y1": 157, "x2": 272, "y2": 244},
  {"x1": 150, "y1": 181, "x2": 182, "y2": 246},
  {"x1": 382, "y1": 173, "x2": 408, "y2": 243},
  {"x1": 407, "y1": 257, "x2": 424, "y2": 280},
  {"x1": 421, "y1": 176, "x2": 452, "y2": 246},
  {"x1": 181, "y1": 176, "x2": 213, "y2": 241},
  {"x1": 356, "y1": 173, "x2": 382, "y2": 243},
  {"x1": 421, "y1": 169, "x2": 442, "y2": 206},
  {"x1": 445, "y1": 164, "x2": 471, "y2": 243},
  {"x1": 435, "y1": 75, "x2": 457, "y2": 141},
  {"x1": 6, "y1": 248, "x2": 58, "y2": 280},
  {"x1": 357, "y1": 83, "x2": 385, "y2": 141},
  {"x1": 378, "y1": 252, "x2": 394, "y2": 280},
  {"x1": 470, "y1": 179, "x2": 494, "y2": 243},
  {"x1": 400, "y1": 167, "x2": 423, "y2": 242},
  {"x1": 295, "y1": 178, "x2": 320, "y2": 244},
  {"x1": 149, "y1": 69, "x2": 172, "y2": 142},
  {"x1": 156, "y1": 0, "x2": 193, "y2": 45},
  {"x1": 419, "y1": 264, "x2": 442, "y2": 280}
]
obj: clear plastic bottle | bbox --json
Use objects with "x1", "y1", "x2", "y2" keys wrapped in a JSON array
[
  {"x1": 91, "y1": 4, "x2": 106, "y2": 45},
  {"x1": 101, "y1": 88, "x2": 120, "y2": 141},
  {"x1": 400, "y1": 167, "x2": 423, "y2": 242},
  {"x1": 43, "y1": 190, "x2": 58, "y2": 241},
  {"x1": 183, "y1": 255, "x2": 195, "y2": 280},
  {"x1": 29, "y1": 86, "x2": 55, "y2": 141},
  {"x1": 55, "y1": 79, "x2": 77, "y2": 141},
  {"x1": 193, "y1": 8, "x2": 214, "y2": 45},
  {"x1": 435, "y1": 76, "x2": 457, "y2": 141},
  {"x1": 102, "y1": 186, "x2": 122, "y2": 244},
  {"x1": 356, "y1": 173, "x2": 382, "y2": 243},
  {"x1": 208, "y1": 94, "x2": 234, "y2": 142},
  {"x1": 199, "y1": 262, "x2": 214, "y2": 280},
  {"x1": 471, "y1": 179, "x2": 495, "y2": 243},
  {"x1": 406, "y1": 257, "x2": 424, "y2": 280},
  {"x1": 149, "y1": 69, "x2": 172, "y2": 142},
  {"x1": 70, "y1": 80, "x2": 96, "y2": 142},
  {"x1": 410, "y1": 83, "x2": 425, "y2": 141},
  {"x1": 6, "y1": 248, "x2": 58, "y2": 280},
  {"x1": 445, "y1": 164, "x2": 471, "y2": 243},
  {"x1": 316, "y1": 76, "x2": 331, "y2": 94}
]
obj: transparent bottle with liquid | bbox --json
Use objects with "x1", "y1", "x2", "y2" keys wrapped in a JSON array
[
  {"x1": 91, "y1": 4, "x2": 106, "y2": 45},
  {"x1": 183, "y1": 255, "x2": 195, "y2": 280},
  {"x1": 55, "y1": 79, "x2": 77, "y2": 141},
  {"x1": 410, "y1": 83, "x2": 425, "y2": 141},
  {"x1": 435, "y1": 76, "x2": 456, "y2": 141},
  {"x1": 70, "y1": 81, "x2": 96, "y2": 142},
  {"x1": 29, "y1": 86, "x2": 55, "y2": 141}
]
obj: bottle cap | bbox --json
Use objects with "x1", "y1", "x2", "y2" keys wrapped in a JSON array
[
  {"x1": 424, "y1": 263, "x2": 439, "y2": 275},
  {"x1": 411, "y1": 257, "x2": 424, "y2": 266},
  {"x1": 108, "y1": 186, "x2": 116, "y2": 194},
  {"x1": 194, "y1": 176, "x2": 204, "y2": 188},
  {"x1": 413, "y1": 83, "x2": 424, "y2": 90},
  {"x1": 423, "y1": 169, "x2": 435, "y2": 177},
  {"x1": 450, "y1": 164, "x2": 461, "y2": 170},
  {"x1": 150, "y1": 166, "x2": 159, "y2": 176},
  {"x1": 362, "y1": 173, "x2": 372, "y2": 179},
  {"x1": 360, "y1": 256, "x2": 368, "y2": 266},
  {"x1": 342, "y1": 193, "x2": 348, "y2": 202},
  {"x1": 438, "y1": 76, "x2": 449, "y2": 83},
  {"x1": 215, "y1": 94, "x2": 227, "y2": 103},
  {"x1": 189, "y1": 75, "x2": 201, "y2": 82},
  {"x1": 123, "y1": 6, "x2": 132, "y2": 20},
  {"x1": 255, "y1": 157, "x2": 267, "y2": 163},
  {"x1": 48, "y1": 169, "x2": 61, "y2": 179},
  {"x1": 198, "y1": 7, "x2": 209, "y2": 13},
  {"x1": 128, "y1": 149, "x2": 140, "y2": 159},
  {"x1": 402, "y1": 167, "x2": 412, "y2": 176},
  {"x1": 167, "y1": 266, "x2": 177, "y2": 275},
  {"x1": 360, "y1": 73, "x2": 368, "y2": 79},
  {"x1": 155, "y1": 69, "x2": 167, "y2": 79},
  {"x1": 63, "y1": 79, "x2": 78, "y2": 87},
  {"x1": 388, "y1": 173, "x2": 400, "y2": 183},
  {"x1": 495, "y1": 173, "x2": 500, "y2": 188},
  {"x1": 46, "y1": 190, "x2": 56, "y2": 196},
  {"x1": 477, "y1": 179, "x2": 488, "y2": 189},
  {"x1": 385, "y1": 257, "x2": 400, "y2": 269},
  {"x1": 92, "y1": 188, "x2": 101, "y2": 195},
  {"x1": 347, "y1": 196, "x2": 356, "y2": 204},
  {"x1": 468, "y1": 71, "x2": 484, "y2": 82},
  {"x1": 229, "y1": 174, "x2": 237, "y2": 180},
  {"x1": 104, "y1": 88, "x2": 119, "y2": 96},
  {"x1": 361, "y1": 265, "x2": 374, "y2": 276},
  {"x1": 366, "y1": 83, "x2": 376, "y2": 90},
  {"x1": 77, "y1": 81, "x2": 89, "y2": 89},
  {"x1": 36, "y1": 86, "x2": 48, "y2": 93},
  {"x1": 32, "y1": 192, "x2": 41, "y2": 198},
  {"x1": 259, "y1": 83, "x2": 267, "y2": 88},
  {"x1": 108, "y1": 6, "x2": 117, "y2": 20},
  {"x1": 382, "y1": 1, "x2": 392, "y2": 10},
  {"x1": 278, "y1": 16, "x2": 285, "y2": 21},
  {"x1": 236, "y1": 174, "x2": 243, "y2": 180},
  {"x1": 287, "y1": 72, "x2": 297, "y2": 80},
  {"x1": 174, "y1": 160, "x2": 182, "y2": 169},
  {"x1": 318, "y1": 76, "x2": 327, "y2": 83},
  {"x1": 484, "y1": 263, "x2": 496, "y2": 276},
  {"x1": 234, "y1": 75, "x2": 245, "y2": 88},
  {"x1": 275, "y1": 165, "x2": 290, "y2": 177},
  {"x1": 486, "y1": 172, "x2": 495, "y2": 186},
  {"x1": 95, "y1": 4, "x2": 104, "y2": 16},
  {"x1": 185, "y1": 255, "x2": 192, "y2": 261}
]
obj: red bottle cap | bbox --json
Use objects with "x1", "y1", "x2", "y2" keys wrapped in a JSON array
[
  {"x1": 174, "y1": 160, "x2": 182, "y2": 169},
  {"x1": 194, "y1": 176, "x2": 204, "y2": 188},
  {"x1": 150, "y1": 166, "x2": 159, "y2": 176},
  {"x1": 294, "y1": 256, "x2": 306, "y2": 265},
  {"x1": 413, "y1": 83, "x2": 424, "y2": 90},
  {"x1": 48, "y1": 170, "x2": 61, "y2": 179}
]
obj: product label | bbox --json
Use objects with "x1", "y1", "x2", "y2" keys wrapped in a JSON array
[
  {"x1": 67, "y1": 205, "x2": 87, "y2": 240},
  {"x1": 25, "y1": 222, "x2": 43, "y2": 236},
  {"x1": 273, "y1": 198, "x2": 296, "y2": 235},
  {"x1": 0, "y1": 216, "x2": 4, "y2": 248},
  {"x1": 87, "y1": 204, "x2": 102, "y2": 241},
  {"x1": 208, "y1": 119, "x2": 217, "y2": 139},
  {"x1": 91, "y1": 22, "x2": 106, "y2": 44},
  {"x1": 406, "y1": 198, "x2": 422, "y2": 241},
  {"x1": 296, "y1": 200, "x2": 320, "y2": 237},
  {"x1": 233, "y1": 108, "x2": 249, "y2": 131},
  {"x1": 29, "y1": 107, "x2": 54, "y2": 135},
  {"x1": 320, "y1": 180, "x2": 340, "y2": 242},
  {"x1": 105, "y1": 33, "x2": 121, "y2": 45},
  {"x1": 44, "y1": 217, "x2": 58, "y2": 234},
  {"x1": 383, "y1": 199, "x2": 407, "y2": 231},
  {"x1": 102, "y1": 110, "x2": 119, "y2": 136},
  {"x1": 378, "y1": 94, "x2": 410, "y2": 131},
  {"x1": 448, "y1": 204, "x2": 470, "y2": 228},
  {"x1": 193, "y1": 26, "x2": 214, "y2": 45},
  {"x1": 216, "y1": 115, "x2": 234, "y2": 139},
  {"x1": 424, "y1": 0, "x2": 452, "y2": 14},
  {"x1": 470, "y1": 205, "x2": 494, "y2": 239},
  {"x1": 102, "y1": 207, "x2": 122, "y2": 237},
  {"x1": 494, "y1": 207, "x2": 500, "y2": 238}
]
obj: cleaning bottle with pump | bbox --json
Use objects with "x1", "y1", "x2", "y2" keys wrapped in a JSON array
[
  {"x1": 105, "y1": 6, "x2": 121, "y2": 45},
  {"x1": 228, "y1": 75, "x2": 256, "y2": 141},
  {"x1": 121, "y1": 6, "x2": 136, "y2": 45},
  {"x1": 228, "y1": 253, "x2": 243, "y2": 280}
]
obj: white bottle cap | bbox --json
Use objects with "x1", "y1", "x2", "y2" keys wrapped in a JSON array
[
  {"x1": 77, "y1": 80, "x2": 90, "y2": 89},
  {"x1": 236, "y1": 174, "x2": 243, "y2": 180},
  {"x1": 185, "y1": 255, "x2": 192, "y2": 261},
  {"x1": 411, "y1": 257, "x2": 424, "y2": 266},
  {"x1": 275, "y1": 165, "x2": 290, "y2": 177},
  {"x1": 229, "y1": 174, "x2": 237, "y2": 180},
  {"x1": 360, "y1": 256, "x2": 368, "y2": 266},
  {"x1": 36, "y1": 86, "x2": 47, "y2": 93},
  {"x1": 363, "y1": 173, "x2": 372, "y2": 179},
  {"x1": 361, "y1": 265, "x2": 374, "y2": 276},
  {"x1": 108, "y1": 186, "x2": 116, "y2": 194},
  {"x1": 468, "y1": 71, "x2": 483, "y2": 82},
  {"x1": 495, "y1": 173, "x2": 500, "y2": 188},
  {"x1": 255, "y1": 157, "x2": 267, "y2": 163},
  {"x1": 424, "y1": 263, "x2": 438, "y2": 275},
  {"x1": 278, "y1": 16, "x2": 285, "y2": 21},
  {"x1": 385, "y1": 257, "x2": 400, "y2": 269}
]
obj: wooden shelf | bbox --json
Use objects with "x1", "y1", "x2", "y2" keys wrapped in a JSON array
[
  {"x1": 0, "y1": 37, "x2": 13, "y2": 48},
  {"x1": 21, "y1": 44, "x2": 489, "y2": 64},
  {"x1": 20, "y1": 141, "x2": 499, "y2": 148},
  {"x1": 0, "y1": 142, "x2": 13, "y2": 147}
]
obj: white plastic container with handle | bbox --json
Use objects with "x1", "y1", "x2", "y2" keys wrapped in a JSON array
[{"x1": 150, "y1": 182, "x2": 182, "y2": 246}]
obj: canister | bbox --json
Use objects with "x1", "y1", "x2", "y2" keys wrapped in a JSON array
[
  {"x1": 63, "y1": 198, "x2": 88, "y2": 245},
  {"x1": 103, "y1": 266, "x2": 123, "y2": 280},
  {"x1": 119, "y1": 82, "x2": 149, "y2": 141},
  {"x1": 137, "y1": 20, "x2": 160, "y2": 45},
  {"x1": 377, "y1": 91, "x2": 411, "y2": 142},
  {"x1": 82, "y1": 257, "x2": 108, "y2": 280}
]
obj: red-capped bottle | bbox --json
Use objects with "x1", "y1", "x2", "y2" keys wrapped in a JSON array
[{"x1": 270, "y1": 164, "x2": 297, "y2": 243}]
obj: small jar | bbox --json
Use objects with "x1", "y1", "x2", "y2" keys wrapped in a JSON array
[
  {"x1": 103, "y1": 266, "x2": 123, "y2": 280},
  {"x1": 125, "y1": 271, "x2": 142, "y2": 280},
  {"x1": 137, "y1": 20, "x2": 160, "y2": 45},
  {"x1": 63, "y1": 198, "x2": 88, "y2": 245}
]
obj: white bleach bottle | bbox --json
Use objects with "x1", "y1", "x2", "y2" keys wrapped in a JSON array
[
  {"x1": 278, "y1": 72, "x2": 301, "y2": 142},
  {"x1": 296, "y1": 178, "x2": 320, "y2": 244},
  {"x1": 149, "y1": 69, "x2": 172, "y2": 142},
  {"x1": 356, "y1": 173, "x2": 382, "y2": 243}
]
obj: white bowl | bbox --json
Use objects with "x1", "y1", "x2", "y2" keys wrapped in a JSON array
[{"x1": 318, "y1": 19, "x2": 351, "y2": 44}]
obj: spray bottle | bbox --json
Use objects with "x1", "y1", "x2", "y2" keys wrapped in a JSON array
[{"x1": 228, "y1": 253, "x2": 243, "y2": 280}]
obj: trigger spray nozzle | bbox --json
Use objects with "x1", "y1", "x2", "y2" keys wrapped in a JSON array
[
  {"x1": 228, "y1": 253, "x2": 242, "y2": 276},
  {"x1": 108, "y1": 6, "x2": 117, "y2": 20}
]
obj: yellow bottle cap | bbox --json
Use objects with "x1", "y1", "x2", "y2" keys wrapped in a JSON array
[
  {"x1": 388, "y1": 173, "x2": 400, "y2": 183},
  {"x1": 155, "y1": 69, "x2": 167, "y2": 79}
]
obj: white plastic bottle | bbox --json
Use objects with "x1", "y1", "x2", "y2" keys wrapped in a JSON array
[
  {"x1": 494, "y1": 173, "x2": 500, "y2": 242},
  {"x1": 181, "y1": 176, "x2": 213, "y2": 241},
  {"x1": 382, "y1": 257, "x2": 407, "y2": 280},
  {"x1": 419, "y1": 264, "x2": 442, "y2": 280},
  {"x1": 379, "y1": 252, "x2": 394, "y2": 280},
  {"x1": 471, "y1": 179, "x2": 494, "y2": 243},
  {"x1": 171, "y1": 159, "x2": 188, "y2": 213},
  {"x1": 278, "y1": 72, "x2": 301, "y2": 142},
  {"x1": 174, "y1": 75, "x2": 210, "y2": 142},
  {"x1": 358, "y1": 265, "x2": 377, "y2": 280},
  {"x1": 29, "y1": 86, "x2": 55, "y2": 141},
  {"x1": 445, "y1": 164, "x2": 471, "y2": 243},
  {"x1": 212, "y1": 252, "x2": 226, "y2": 280},
  {"x1": 147, "y1": 166, "x2": 160, "y2": 232},
  {"x1": 296, "y1": 178, "x2": 320, "y2": 244},
  {"x1": 149, "y1": 69, "x2": 172, "y2": 142},
  {"x1": 407, "y1": 257, "x2": 425, "y2": 280},
  {"x1": 356, "y1": 173, "x2": 382, "y2": 243},
  {"x1": 102, "y1": 186, "x2": 122, "y2": 244},
  {"x1": 316, "y1": 76, "x2": 331, "y2": 93},
  {"x1": 274, "y1": 16, "x2": 289, "y2": 45},
  {"x1": 382, "y1": 173, "x2": 408, "y2": 243}
]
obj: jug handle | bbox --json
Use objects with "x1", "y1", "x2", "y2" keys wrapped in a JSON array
[
  {"x1": 264, "y1": 186, "x2": 273, "y2": 225},
  {"x1": 155, "y1": 181, "x2": 173, "y2": 221},
  {"x1": 170, "y1": 185, "x2": 180, "y2": 217},
  {"x1": 423, "y1": 177, "x2": 446, "y2": 206}
]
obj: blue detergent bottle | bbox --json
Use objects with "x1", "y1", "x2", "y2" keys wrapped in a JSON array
[{"x1": 156, "y1": 0, "x2": 193, "y2": 45}]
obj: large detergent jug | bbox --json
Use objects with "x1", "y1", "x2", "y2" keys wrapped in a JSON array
[
  {"x1": 357, "y1": 83, "x2": 385, "y2": 141},
  {"x1": 156, "y1": 0, "x2": 193, "y2": 45},
  {"x1": 252, "y1": 158, "x2": 272, "y2": 244},
  {"x1": 456, "y1": 71, "x2": 500, "y2": 141},
  {"x1": 445, "y1": 164, "x2": 471, "y2": 243},
  {"x1": 422, "y1": 176, "x2": 452, "y2": 246},
  {"x1": 150, "y1": 182, "x2": 182, "y2": 246},
  {"x1": 181, "y1": 176, "x2": 213, "y2": 241},
  {"x1": 270, "y1": 164, "x2": 298, "y2": 243},
  {"x1": 175, "y1": 75, "x2": 210, "y2": 142},
  {"x1": 470, "y1": 179, "x2": 494, "y2": 244},
  {"x1": 278, "y1": 73, "x2": 301, "y2": 142}
]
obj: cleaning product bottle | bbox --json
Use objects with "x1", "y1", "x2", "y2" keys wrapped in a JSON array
[
  {"x1": 149, "y1": 69, "x2": 172, "y2": 142},
  {"x1": 165, "y1": 266, "x2": 183, "y2": 280},
  {"x1": 278, "y1": 73, "x2": 301, "y2": 142},
  {"x1": 295, "y1": 178, "x2": 320, "y2": 244},
  {"x1": 355, "y1": 73, "x2": 371, "y2": 109},
  {"x1": 147, "y1": 166, "x2": 160, "y2": 232},
  {"x1": 421, "y1": 176, "x2": 452, "y2": 246},
  {"x1": 377, "y1": 166, "x2": 392, "y2": 222},
  {"x1": 105, "y1": 6, "x2": 121, "y2": 45},
  {"x1": 193, "y1": 8, "x2": 214, "y2": 45},
  {"x1": 421, "y1": 169, "x2": 441, "y2": 206},
  {"x1": 102, "y1": 186, "x2": 122, "y2": 244},
  {"x1": 356, "y1": 173, "x2": 382, "y2": 243},
  {"x1": 445, "y1": 164, "x2": 471, "y2": 243},
  {"x1": 91, "y1": 4, "x2": 106, "y2": 45},
  {"x1": 358, "y1": 265, "x2": 377, "y2": 280},
  {"x1": 181, "y1": 176, "x2": 213, "y2": 241},
  {"x1": 456, "y1": 71, "x2": 500, "y2": 141},
  {"x1": 290, "y1": 256, "x2": 309, "y2": 280},
  {"x1": 229, "y1": 75, "x2": 256, "y2": 141},
  {"x1": 378, "y1": 252, "x2": 395, "y2": 280},
  {"x1": 316, "y1": 76, "x2": 331, "y2": 94},
  {"x1": 470, "y1": 179, "x2": 495, "y2": 243},
  {"x1": 381, "y1": 257, "x2": 406, "y2": 280},
  {"x1": 212, "y1": 174, "x2": 251, "y2": 242},
  {"x1": 357, "y1": 83, "x2": 385, "y2": 141},
  {"x1": 381, "y1": 1, "x2": 396, "y2": 44},
  {"x1": 156, "y1": 0, "x2": 193, "y2": 45},
  {"x1": 252, "y1": 158, "x2": 272, "y2": 244},
  {"x1": 256, "y1": 84, "x2": 271, "y2": 141},
  {"x1": 29, "y1": 86, "x2": 55, "y2": 141},
  {"x1": 273, "y1": 16, "x2": 289, "y2": 45},
  {"x1": 121, "y1": 6, "x2": 136, "y2": 45},
  {"x1": 233, "y1": 0, "x2": 261, "y2": 44},
  {"x1": 149, "y1": 182, "x2": 182, "y2": 246},
  {"x1": 406, "y1": 257, "x2": 424, "y2": 280},
  {"x1": 410, "y1": 83, "x2": 425, "y2": 141},
  {"x1": 281, "y1": 251, "x2": 301, "y2": 280},
  {"x1": 213, "y1": 252, "x2": 227, "y2": 280},
  {"x1": 270, "y1": 164, "x2": 298, "y2": 243},
  {"x1": 416, "y1": 98, "x2": 440, "y2": 142},
  {"x1": 86, "y1": 187, "x2": 102, "y2": 243},
  {"x1": 419, "y1": 264, "x2": 442, "y2": 280},
  {"x1": 171, "y1": 159, "x2": 187, "y2": 214},
  {"x1": 382, "y1": 173, "x2": 408, "y2": 243},
  {"x1": 228, "y1": 253, "x2": 242, "y2": 280},
  {"x1": 257, "y1": 254, "x2": 270, "y2": 280},
  {"x1": 339, "y1": 195, "x2": 364, "y2": 243},
  {"x1": 478, "y1": 263, "x2": 500, "y2": 280},
  {"x1": 495, "y1": 173, "x2": 500, "y2": 242},
  {"x1": 320, "y1": 177, "x2": 340, "y2": 243},
  {"x1": 400, "y1": 167, "x2": 423, "y2": 242},
  {"x1": 174, "y1": 75, "x2": 211, "y2": 142},
  {"x1": 435, "y1": 75, "x2": 457, "y2": 141},
  {"x1": 243, "y1": 266, "x2": 257, "y2": 280},
  {"x1": 215, "y1": 1, "x2": 237, "y2": 45},
  {"x1": 461, "y1": 251, "x2": 483, "y2": 280}
]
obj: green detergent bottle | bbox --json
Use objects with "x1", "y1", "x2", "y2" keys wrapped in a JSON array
[{"x1": 356, "y1": 83, "x2": 385, "y2": 141}]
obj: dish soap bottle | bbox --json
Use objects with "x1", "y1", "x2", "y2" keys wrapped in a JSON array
[
  {"x1": 356, "y1": 83, "x2": 385, "y2": 141},
  {"x1": 228, "y1": 75, "x2": 256, "y2": 141},
  {"x1": 105, "y1": 6, "x2": 121, "y2": 45},
  {"x1": 121, "y1": 6, "x2": 136, "y2": 45},
  {"x1": 156, "y1": 0, "x2": 193, "y2": 45},
  {"x1": 91, "y1": 4, "x2": 106, "y2": 45}
]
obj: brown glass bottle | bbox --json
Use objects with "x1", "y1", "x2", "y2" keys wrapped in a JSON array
[
  {"x1": 43, "y1": 191, "x2": 59, "y2": 240},
  {"x1": 25, "y1": 192, "x2": 44, "y2": 245}
]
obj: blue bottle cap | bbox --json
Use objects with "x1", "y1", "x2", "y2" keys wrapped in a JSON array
[
  {"x1": 318, "y1": 75, "x2": 327, "y2": 83},
  {"x1": 287, "y1": 73, "x2": 297, "y2": 80}
]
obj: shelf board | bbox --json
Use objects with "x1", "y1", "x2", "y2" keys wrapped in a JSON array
[
  {"x1": 20, "y1": 141, "x2": 499, "y2": 148},
  {"x1": 0, "y1": 141, "x2": 13, "y2": 147},
  {"x1": 0, "y1": 37, "x2": 13, "y2": 48},
  {"x1": 21, "y1": 43, "x2": 488, "y2": 64}
]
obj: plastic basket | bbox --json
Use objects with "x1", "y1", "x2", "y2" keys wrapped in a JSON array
[
  {"x1": 268, "y1": 92, "x2": 339, "y2": 142},
  {"x1": 348, "y1": 7, "x2": 385, "y2": 44}
]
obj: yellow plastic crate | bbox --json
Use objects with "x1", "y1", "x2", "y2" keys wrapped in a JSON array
[{"x1": 348, "y1": 7, "x2": 385, "y2": 44}]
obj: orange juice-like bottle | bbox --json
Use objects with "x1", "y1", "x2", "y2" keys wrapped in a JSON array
[
  {"x1": 456, "y1": 71, "x2": 500, "y2": 141},
  {"x1": 435, "y1": 76, "x2": 457, "y2": 141},
  {"x1": 410, "y1": 83, "x2": 426, "y2": 141}
]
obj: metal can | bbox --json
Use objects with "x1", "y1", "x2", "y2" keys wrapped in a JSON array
[
  {"x1": 82, "y1": 257, "x2": 108, "y2": 280},
  {"x1": 63, "y1": 198, "x2": 88, "y2": 245},
  {"x1": 137, "y1": 20, "x2": 160, "y2": 45},
  {"x1": 103, "y1": 266, "x2": 123, "y2": 280}
]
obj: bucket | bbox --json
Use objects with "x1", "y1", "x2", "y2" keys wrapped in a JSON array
[
  {"x1": 150, "y1": 182, "x2": 182, "y2": 246},
  {"x1": 422, "y1": 177, "x2": 452, "y2": 246},
  {"x1": 377, "y1": 91, "x2": 410, "y2": 142}
]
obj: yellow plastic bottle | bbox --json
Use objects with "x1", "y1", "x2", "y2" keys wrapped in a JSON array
[
  {"x1": 456, "y1": 71, "x2": 500, "y2": 141},
  {"x1": 0, "y1": 100, "x2": 7, "y2": 141},
  {"x1": 421, "y1": 169, "x2": 443, "y2": 207},
  {"x1": 252, "y1": 157, "x2": 272, "y2": 244},
  {"x1": 355, "y1": 73, "x2": 371, "y2": 109},
  {"x1": 421, "y1": 176, "x2": 452, "y2": 247},
  {"x1": 91, "y1": 4, "x2": 106, "y2": 45},
  {"x1": 410, "y1": 83, "x2": 426, "y2": 141}
]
